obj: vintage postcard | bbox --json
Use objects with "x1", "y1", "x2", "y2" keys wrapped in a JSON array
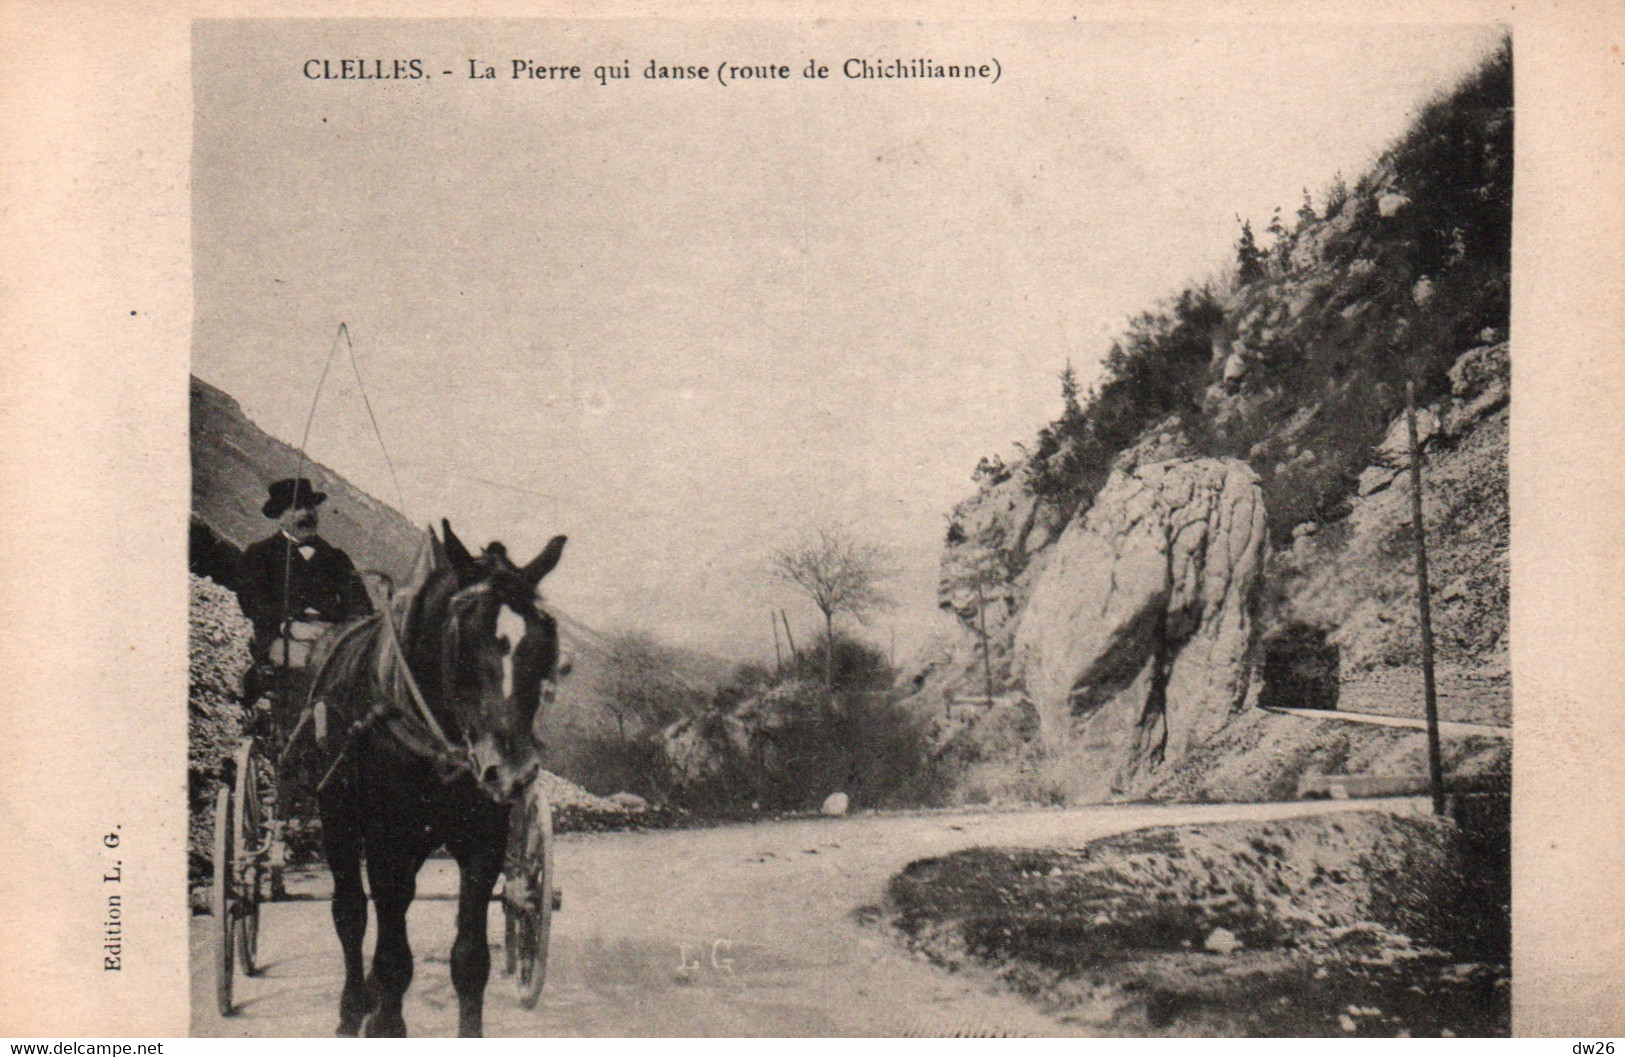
[{"x1": 1, "y1": 0, "x2": 1622, "y2": 1040}]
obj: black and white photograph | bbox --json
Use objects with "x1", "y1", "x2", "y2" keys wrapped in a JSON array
[{"x1": 181, "y1": 18, "x2": 1518, "y2": 1037}]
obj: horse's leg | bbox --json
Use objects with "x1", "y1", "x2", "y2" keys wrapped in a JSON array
[
  {"x1": 362, "y1": 846, "x2": 421, "y2": 1038},
  {"x1": 319, "y1": 794, "x2": 368, "y2": 1037},
  {"x1": 449, "y1": 837, "x2": 503, "y2": 1038}
]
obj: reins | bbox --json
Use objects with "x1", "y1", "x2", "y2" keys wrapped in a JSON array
[
  {"x1": 273, "y1": 323, "x2": 475, "y2": 790},
  {"x1": 303, "y1": 580, "x2": 479, "y2": 795},
  {"x1": 277, "y1": 325, "x2": 555, "y2": 798},
  {"x1": 373, "y1": 591, "x2": 464, "y2": 757}
]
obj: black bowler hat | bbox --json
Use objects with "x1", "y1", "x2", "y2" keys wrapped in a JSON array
[{"x1": 263, "y1": 477, "x2": 327, "y2": 518}]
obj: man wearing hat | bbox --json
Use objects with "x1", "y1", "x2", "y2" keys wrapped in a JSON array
[
  {"x1": 236, "y1": 477, "x2": 374, "y2": 705},
  {"x1": 235, "y1": 477, "x2": 373, "y2": 899}
]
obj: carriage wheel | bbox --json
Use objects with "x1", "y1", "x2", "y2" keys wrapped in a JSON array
[
  {"x1": 232, "y1": 742, "x2": 264, "y2": 977},
  {"x1": 212, "y1": 783, "x2": 236, "y2": 1017},
  {"x1": 505, "y1": 785, "x2": 555, "y2": 1010}
]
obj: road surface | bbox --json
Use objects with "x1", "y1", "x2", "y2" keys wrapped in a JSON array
[
  {"x1": 192, "y1": 796, "x2": 1425, "y2": 1037},
  {"x1": 1260, "y1": 705, "x2": 1511, "y2": 739}
]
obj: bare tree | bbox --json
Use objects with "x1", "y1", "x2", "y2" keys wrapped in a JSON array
[
  {"x1": 769, "y1": 523, "x2": 899, "y2": 706},
  {"x1": 596, "y1": 630, "x2": 701, "y2": 742}
]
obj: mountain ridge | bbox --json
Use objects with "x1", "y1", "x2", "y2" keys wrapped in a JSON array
[{"x1": 905, "y1": 41, "x2": 1512, "y2": 805}]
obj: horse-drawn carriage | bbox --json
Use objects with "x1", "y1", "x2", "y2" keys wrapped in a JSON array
[{"x1": 212, "y1": 525, "x2": 568, "y2": 1034}]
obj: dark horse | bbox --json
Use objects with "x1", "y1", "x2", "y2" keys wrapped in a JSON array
[{"x1": 306, "y1": 520, "x2": 566, "y2": 1037}]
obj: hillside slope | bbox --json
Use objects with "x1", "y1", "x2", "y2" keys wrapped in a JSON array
[
  {"x1": 191, "y1": 375, "x2": 426, "y2": 583},
  {"x1": 190, "y1": 373, "x2": 734, "y2": 796},
  {"x1": 909, "y1": 43, "x2": 1510, "y2": 804}
]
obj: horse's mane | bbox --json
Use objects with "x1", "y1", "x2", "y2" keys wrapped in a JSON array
[
  {"x1": 309, "y1": 529, "x2": 455, "y2": 731},
  {"x1": 375, "y1": 530, "x2": 456, "y2": 716}
]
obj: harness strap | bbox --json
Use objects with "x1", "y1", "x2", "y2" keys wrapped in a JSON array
[
  {"x1": 376, "y1": 594, "x2": 463, "y2": 757},
  {"x1": 315, "y1": 700, "x2": 393, "y2": 795},
  {"x1": 275, "y1": 615, "x2": 382, "y2": 774},
  {"x1": 300, "y1": 608, "x2": 475, "y2": 793},
  {"x1": 304, "y1": 575, "x2": 481, "y2": 791}
]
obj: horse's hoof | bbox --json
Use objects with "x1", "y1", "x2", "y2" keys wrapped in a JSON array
[
  {"x1": 335, "y1": 1021, "x2": 361, "y2": 1038},
  {"x1": 362, "y1": 1013, "x2": 407, "y2": 1038}
]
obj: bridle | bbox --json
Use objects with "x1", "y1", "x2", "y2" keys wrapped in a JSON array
[
  {"x1": 378, "y1": 585, "x2": 480, "y2": 781},
  {"x1": 311, "y1": 574, "x2": 555, "y2": 798}
]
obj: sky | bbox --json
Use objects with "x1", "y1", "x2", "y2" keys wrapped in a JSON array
[{"x1": 192, "y1": 18, "x2": 1506, "y2": 664}]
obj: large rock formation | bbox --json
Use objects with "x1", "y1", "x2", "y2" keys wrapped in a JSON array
[
  {"x1": 1013, "y1": 458, "x2": 1266, "y2": 789},
  {"x1": 916, "y1": 48, "x2": 1510, "y2": 806},
  {"x1": 936, "y1": 414, "x2": 1196, "y2": 678}
]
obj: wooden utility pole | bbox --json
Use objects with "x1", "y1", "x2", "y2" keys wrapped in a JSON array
[
  {"x1": 771, "y1": 611, "x2": 783, "y2": 673},
  {"x1": 1407, "y1": 381, "x2": 1446, "y2": 815},
  {"x1": 779, "y1": 610, "x2": 798, "y2": 661}
]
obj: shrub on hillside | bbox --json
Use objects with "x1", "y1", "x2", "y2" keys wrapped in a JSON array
[
  {"x1": 667, "y1": 635, "x2": 945, "y2": 812},
  {"x1": 1025, "y1": 286, "x2": 1224, "y2": 514},
  {"x1": 594, "y1": 629, "x2": 709, "y2": 742},
  {"x1": 1008, "y1": 39, "x2": 1510, "y2": 546}
]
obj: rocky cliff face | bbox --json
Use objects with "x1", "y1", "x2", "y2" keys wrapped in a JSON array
[
  {"x1": 916, "y1": 339, "x2": 1508, "y2": 806},
  {"x1": 1013, "y1": 458, "x2": 1265, "y2": 789},
  {"x1": 1270, "y1": 342, "x2": 1508, "y2": 678},
  {"x1": 936, "y1": 414, "x2": 1199, "y2": 693},
  {"x1": 913, "y1": 46, "x2": 1510, "y2": 804}
]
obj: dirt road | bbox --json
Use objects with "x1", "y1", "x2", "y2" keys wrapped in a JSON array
[{"x1": 191, "y1": 797, "x2": 1424, "y2": 1037}]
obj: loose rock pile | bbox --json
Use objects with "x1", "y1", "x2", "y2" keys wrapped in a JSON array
[
  {"x1": 190, "y1": 574, "x2": 252, "y2": 870},
  {"x1": 533, "y1": 769, "x2": 623, "y2": 814}
]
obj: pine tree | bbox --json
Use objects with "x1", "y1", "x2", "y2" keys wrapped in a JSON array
[
  {"x1": 1267, "y1": 206, "x2": 1291, "y2": 269},
  {"x1": 1325, "y1": 171, "x2": 1350, "y2": 215},
  {"x1": 1235, "y1": 217, "x2": 1265, "y2": 285},
  {"x1": 1059, "y1": 359, "x2": 1083, "y2": 424}
]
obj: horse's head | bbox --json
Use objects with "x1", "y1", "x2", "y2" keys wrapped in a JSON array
[{"x1": 434, "y1": 519, "x2": 567, "y2": 803}]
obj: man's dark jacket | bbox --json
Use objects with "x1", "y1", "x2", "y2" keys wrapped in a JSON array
[{"x1": 235, "y1": 533, "x2": 374, "y2": 653}]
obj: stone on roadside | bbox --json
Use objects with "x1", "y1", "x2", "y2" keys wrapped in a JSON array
[
  {"x1": 821, "y1": 792, "x2": 850, "y2": 816},
  {"x1": 608, "y1": 791, "x2": 649, "y2": 812},
  {"x1": 1203, "y1": 927, "x2": 1243, "y2": 954}
]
